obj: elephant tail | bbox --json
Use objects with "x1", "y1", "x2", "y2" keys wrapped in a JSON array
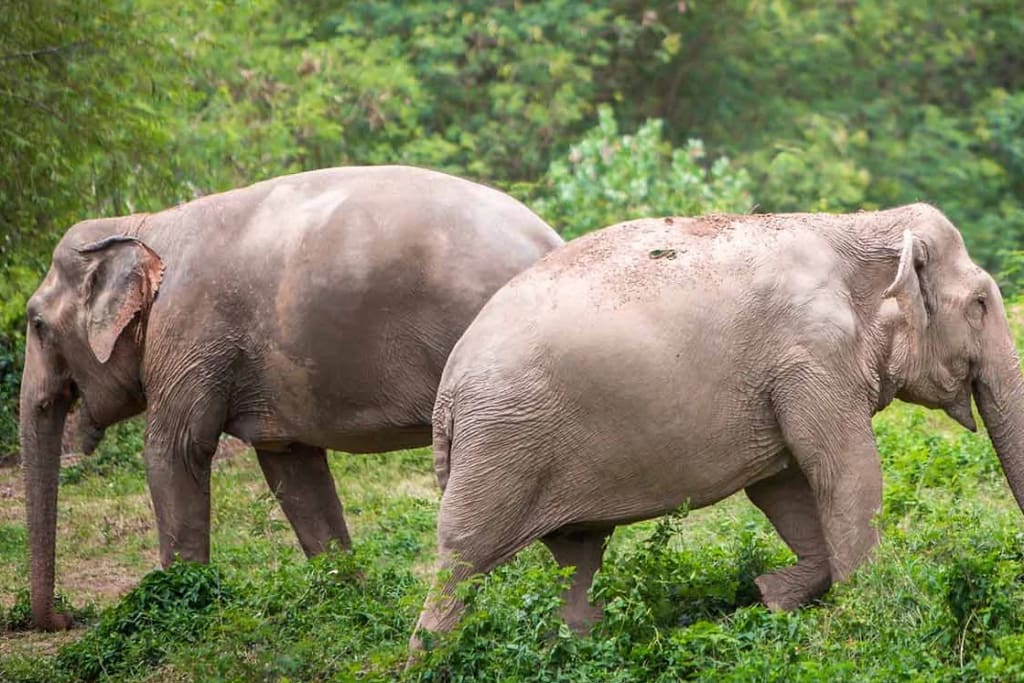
[{"x1": 432, "y1": 391, "x2": 455, "y2": 492}]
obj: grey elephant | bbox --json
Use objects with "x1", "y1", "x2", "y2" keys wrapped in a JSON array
[
  {"x1": 20, "y1": 165, "x2": 562, "y2": 630},
  {"x1": 412, "y1": 203, "x2": 1024, "y2": 644}
]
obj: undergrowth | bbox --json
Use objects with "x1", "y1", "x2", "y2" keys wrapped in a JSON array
[{"x1": 2, "y1": 403, "x2": 1024, "y2": 681}]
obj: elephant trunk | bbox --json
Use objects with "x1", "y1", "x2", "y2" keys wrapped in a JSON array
[
  {"x1": 973, "y1": 339, "x2": 1024, "y2": 515},
  {"x1": 19, "y1": 338, "x2": 73, "y2": 630}
]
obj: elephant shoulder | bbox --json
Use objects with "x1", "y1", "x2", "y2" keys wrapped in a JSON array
[{"x1": 748, "y1": 232, "x2": 861, "y2": 360}]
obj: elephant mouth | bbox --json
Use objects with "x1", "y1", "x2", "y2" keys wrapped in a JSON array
[{"x1": 73, "y1": 391, "x2": 106, "y2": 455}]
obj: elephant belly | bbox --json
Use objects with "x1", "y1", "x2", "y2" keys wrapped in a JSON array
[
  {"x1": 224, "y1": 355, "x2": 437, "y2": 455},
  {"x1": 319, "y1": 425, "x2": 433, "y2": 454},
  {"x1": 226, "y1": 411, "x2": 433, "y2": 455},
  {"x1": 556, "y1": 432, "x2": 792, "y2": 528},
  {"x1": 223, "y1": 312, "x2": 446, "y2": 453}
]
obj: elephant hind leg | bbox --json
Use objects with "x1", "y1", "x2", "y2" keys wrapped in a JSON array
[
  {"x1": 411, "y1": 533, "x2": 510, "y2": 652},
  {"x1": 745, "y1": 462, "x2": 831, "y2": 610},
  {"x1": 257, "y1": 444, "x2": 351, "y2": 556},
  {"x1": 412, "y1": 475, "x2": 542, "y2": 650},
  {"x1": 541, "y1": 527, "x2": 613, "y2": 634},
  {"x1": 411, "y1": 545, "x2": 490, "y2": 649}
]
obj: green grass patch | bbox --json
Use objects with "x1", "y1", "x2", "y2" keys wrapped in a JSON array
[
  {"x1": 0, "y1": 523, "x2": 27, "y2": 565},
  {"x1": 2, "y1": 404, "x2": 1024, "y2": 681}
]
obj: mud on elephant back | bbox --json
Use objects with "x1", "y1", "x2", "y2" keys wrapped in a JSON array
[
  {"x1": 17, "y1": 165, "x2": 563, "y2": 630},
  {"x1": 412, "y1": 203, "x2": 1024, "y2": 649}
]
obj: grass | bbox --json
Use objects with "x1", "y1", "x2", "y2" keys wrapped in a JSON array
[{"x1": 1, "y1": 403, "x2": 1024, "y2": 681}]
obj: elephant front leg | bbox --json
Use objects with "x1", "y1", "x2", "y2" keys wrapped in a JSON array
[
  {"x1": 144, "y1": 416, "x2": 221, "y2": 567},
  {"x1": 745, "y1": 461, "x2": 831, "y2": 610},
  {"x1": 776, "y1": 397, "x2": 883, "y2": 585}
]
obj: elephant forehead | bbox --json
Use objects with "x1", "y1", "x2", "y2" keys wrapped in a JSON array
[
  {"x1": 29, "y1": 267, "x2": 60, "y2": 302},
  {"x1": 29, "y1": 269, "x2": 76, "y2": 324}
]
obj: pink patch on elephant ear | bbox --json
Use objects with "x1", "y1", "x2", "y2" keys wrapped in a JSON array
[{"x1": 82, "y1": 238, "x2": 164, "y2": 364}]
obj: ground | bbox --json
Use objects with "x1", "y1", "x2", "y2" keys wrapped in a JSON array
[{"x1": 1, "y1": 404, "x2": 1024, "y2": 681}]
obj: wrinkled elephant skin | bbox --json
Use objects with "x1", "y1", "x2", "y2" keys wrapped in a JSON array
[
  {"x1": 19, "y1": 165, "x2": 563, "y2": 630},
  {"x1": 413, "y1": 204, "x2": 1024, "y2": 644}
]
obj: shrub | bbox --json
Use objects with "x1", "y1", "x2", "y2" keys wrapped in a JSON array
[
  {"x1": 57, "y1": 562, "x2": 230, "y2": 681},
  {"x1": 534, "y1": 105, "x2": 753, "y2": 238}
]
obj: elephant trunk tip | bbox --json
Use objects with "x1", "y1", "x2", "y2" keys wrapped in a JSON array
[{"x1": 973, "y1": 358, "x2": 1024, "y2": 517}]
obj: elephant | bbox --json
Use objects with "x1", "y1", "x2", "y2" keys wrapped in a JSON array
[
  {"x1": 411, "y1": 203, "x2": 1024, "y2": 645},
  {"x1": 19, "y1": 165, "x2": 563, "y2": 630}
]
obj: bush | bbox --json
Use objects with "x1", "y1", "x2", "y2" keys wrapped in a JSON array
[
  {"x1": 0, "y1": 263, "x2": 39, "y2": 454},
  {"x1": 534, "y1": 105, "x2": 753, "y2": 238},
  {"x1": 57, "y1": 562, "x2": 230, "y2": 681}
]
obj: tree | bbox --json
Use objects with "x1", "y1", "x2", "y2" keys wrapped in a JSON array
[
  {"x1": 0, "y1": 0, "x2": 190, "y2": 450},
  {"x1": 535, "y1": 106, "x2": 752, "y2": 237}
]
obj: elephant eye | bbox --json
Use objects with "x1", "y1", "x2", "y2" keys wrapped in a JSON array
[
  {"x1": 30, "y1": 314, "x2": 46, "y2": 335},
  {"x1": 973, "y1": 296, "x2": 987, "y2": 316}
]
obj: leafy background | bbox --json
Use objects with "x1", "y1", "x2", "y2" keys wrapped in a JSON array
[
  {"x1": 3, "y1": 1, "x2": 1024, "y2": 447},
  {"x1": 2, "y1": 2, "x2": 1024, "y2": 680}
]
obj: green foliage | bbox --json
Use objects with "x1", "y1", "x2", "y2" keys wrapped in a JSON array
[
  {"x1": 57, "y1": 562, "x2": 229, "y2": 681},
  {"x1": 945, "y1": 544, "x2": 1024, "y2": 657},
  {"x1": 0, "y1": 338, "x2": 23, "y2": 453},
  {"x1": 2, "y1": 403, "x2": 1024, "y2": 680},
  {"x1": 157, "y1": 0, "x2": 645, "y2": 191},
  {"x1": 998, "y1": 250, "x2": 1024, "y2": 293},
  {"x1": 0, "y1": 0, "x2": 189, "y2": 260},
  {"x1": 4, "y1": 3, "x2": 1024, "y2": 678},
  {"x1": 535, "y1": 105, "x2": 753, "y2": 237},
  {"x1": 622, "y1": 1, "x2": 1024, "y2": 273},
  {"x1": 0, "y1": 522, "x2": 27, "y2": 583},
  {"x1": 293, "y1": 1, "x2": 640, "y2": 182},
  {"x1": 874, "y1": 406, "x2": 1002, "y2": 517},
  {"x1": 0, "y1": 653, "x2": 63, "y2": 683},
  {"x1": 0, "y1": 264, "x2": 41, "y2": 452},
  {"x1": 179, "y1": 547, "x2": 424, "y2": 681}
]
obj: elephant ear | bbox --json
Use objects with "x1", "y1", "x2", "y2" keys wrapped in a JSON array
[
  {"x1": 882, "y1": 230, "x2": 930, "y2": 337},
  {"x1": 77, "y1": 236, "x2": 164, "y2": 364}
]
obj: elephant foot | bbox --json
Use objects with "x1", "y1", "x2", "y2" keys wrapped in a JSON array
[
  {"x1": 755, "y1": 560, "x2": 831, "y2": 611},
  {"x1": 35, "y1": 610, "x2": 74, "y2": 631},
  {"x1": 561, "y1": 600, "x2": 604, "y2": 635}
]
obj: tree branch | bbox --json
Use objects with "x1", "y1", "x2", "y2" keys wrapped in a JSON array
[
  {"x1": 0, "y1": 91, "x2": 61, "y2": 118},
  {"x1": 0, "y1": 41, "x2": 89, "y2": 63}
]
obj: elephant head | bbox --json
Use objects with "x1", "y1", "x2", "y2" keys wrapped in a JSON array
[
  {"x1": 20, "y1": 218, "x2": 163, "y2": 629},
  {"x1": 878, "y1": 207, "x2": 1024, "y2": 511}
]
